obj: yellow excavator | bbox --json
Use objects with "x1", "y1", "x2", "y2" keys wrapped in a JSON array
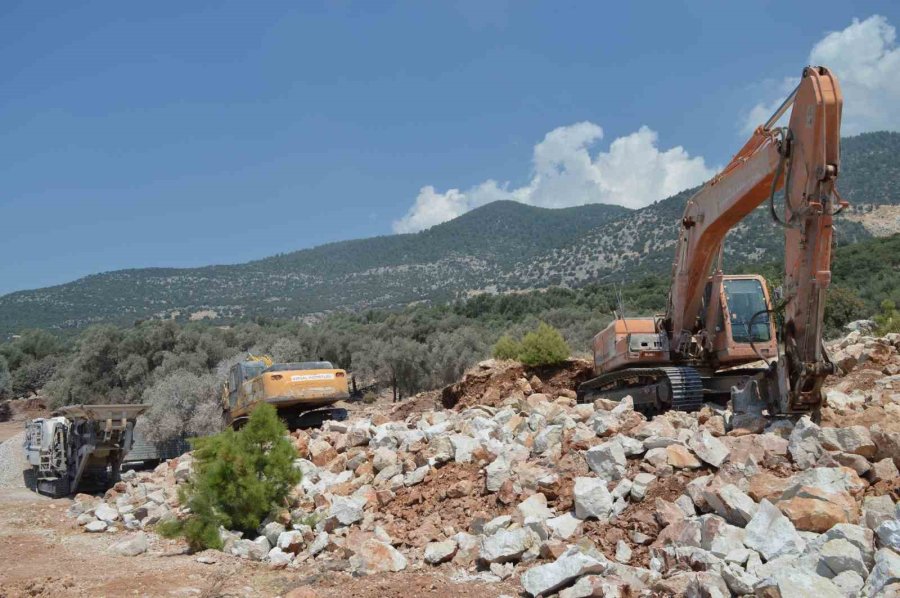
[{"x1": 222, "y1": 354, "x2": 350, "y2": 428}]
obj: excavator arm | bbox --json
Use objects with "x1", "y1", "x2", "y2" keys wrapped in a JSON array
[{"x1": 666, "y1": 66, "x2": 843, "y2": 414}]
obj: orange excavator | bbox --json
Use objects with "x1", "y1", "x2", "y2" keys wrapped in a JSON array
[{"x1": 579, "y1": 66, "x2": 844, "y2": 421}]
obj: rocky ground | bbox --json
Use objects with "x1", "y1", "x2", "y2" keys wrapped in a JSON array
[{"x1": 2, "y1": 330, "x2": 900, "y2": 597}]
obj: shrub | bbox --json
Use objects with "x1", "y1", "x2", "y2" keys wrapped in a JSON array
[
  {"x1": 492, "y1": 335, "x2": 521, "y2": 360},
  {"x1": 517, "y1": 322, "x2": 571, "y2": 366},
  {"x1": 823, "y1": 286, "x2": 868, "y2": 339},
  {"x1": 875, "y1": 299, "x2": 900, "y2": 335},
  {"x1": 158, "y1": 403, "x2": 300, "y2": 551},
  {"x1": 362, "y1": 391, "x2": 378, "y2": 404},
  {"x1": 0, "y1": 355, "x2": 10, "y2": 399}
]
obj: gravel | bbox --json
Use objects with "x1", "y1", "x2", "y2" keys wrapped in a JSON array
[{"x1": 0, "y1": 431, "x2": 28, "y2": 489}]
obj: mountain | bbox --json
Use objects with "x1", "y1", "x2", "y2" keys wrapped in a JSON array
[{"x1": 1, "y1": 132, "x2": 898, "y2": 337}]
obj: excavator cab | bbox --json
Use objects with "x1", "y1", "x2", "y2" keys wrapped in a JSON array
[{"x1": 702, "y1": 274, "x2": 778, "y2": 367}]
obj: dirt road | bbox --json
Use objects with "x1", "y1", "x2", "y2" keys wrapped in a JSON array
[{"x1": 0, "y1": 486, "x2": 518, "y2": 598}]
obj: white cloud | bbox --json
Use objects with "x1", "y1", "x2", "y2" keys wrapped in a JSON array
[
  {"x1": 392, "y1": 122, "x2": 714, "y2": 233},
  {"x1": 743, "y1": 15, "x2": 900, "y2": 135}
]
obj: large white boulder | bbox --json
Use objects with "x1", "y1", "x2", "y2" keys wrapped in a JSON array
[
  {"x1": 479, "y1": 528, "x2": 537, "y2": 564},
  {"x1": 573, "y1": 477, "x2": 613, "y2": 520},
  {"x1": 585, "y1": 440, "x2": 626, "y2": 481},
  {"x1": 520, "y1": 547, "x2": 608, "y2": 597},
  {"x1": 743, "y1": 500, "x2": 805, "y2": 561},
  {"x1": 109, "y1": 532, "x2": 149, "y2": 556}
]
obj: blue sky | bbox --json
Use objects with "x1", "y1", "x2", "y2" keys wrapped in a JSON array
[{"x1": 2, "y1": 1, "x2": 898, "y2": 294}]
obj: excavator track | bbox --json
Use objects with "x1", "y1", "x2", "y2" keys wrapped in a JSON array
[{"x1": 577, "y1": 366, "x2": 704, "y2": 413}]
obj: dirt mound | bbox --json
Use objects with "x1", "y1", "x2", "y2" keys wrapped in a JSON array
[
  {"x1": 441, "y1": 359, "x2": 593, "y2": 410},
  {"x1": 388, "y1": 390, "x2": 441, "y2": 421},
  {"x1": 381, "y1": 463, "x2": 508, "y2": 547}
]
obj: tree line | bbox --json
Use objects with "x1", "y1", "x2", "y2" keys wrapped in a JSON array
[{"x1": 1, "y1": 232, "x2": 897, "y2": 443}]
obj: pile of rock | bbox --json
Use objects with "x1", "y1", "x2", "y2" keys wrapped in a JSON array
[
  {"x1": 66, "y1": 331, "x2": 900, "y2": 596},
  {"x1": 66, "y1": 457, "x2": 188, "y2": 537}
]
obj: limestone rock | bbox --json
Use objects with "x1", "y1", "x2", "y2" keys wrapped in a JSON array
[
  {"x1": 749, "y1": 471, "x2": 791, "y2": 502},
  {"x1": 689, "y1": 429, "x2": 730, "y2": 468},
  {"x1": 819, "y1": 425, "x2": 876, "y2": 458},
  {"x1": 743, "y1": 499, "x2": 805, "y2": 561},
  {"x1": 547, "y1": 513, "x2": 582, "y2": 540},
  {"x1": 262, "y1": 521, "x2": 285, "y2": 546},
  {"x1": 403, "y1": 465, "x2": 429, "y2": 487},
  {"x1": 861, "y1": 548, "x2": 900, "y2": 596},
  {"x1": 758, "y1": 568, "x2": 844, "y2": 598},
  {"x1": 329, "y1": 495, "x2": 366, "y2": 526},
  {"x1": 109, "y1": 532, "x2": 148, "y2": 556},
  {"x1": 85, "y1": 520, "x2": 107, "y2": 533},
  {"x1": 703, "y1": 483, "x2": 758, "y2": 526},
  {"x1": 308, "y1": 439, "x2": 337, "y2": 466},
  {"x1": 585, "y1": 440, "x2": 627, "y2": 481},
  {"x1": 630, "y1": 473, "x2": 656, "y2": 502},
  {"x1": 615, "y1": 540, "x2": 632, "y2": 564},
  {"x1": 823, "y1": 524, "x2": 876, "y2": 568},
  {"x1": 267, "y1": 547, "x2": 292, "y2": 567},
  {"x1": 869, "y1": 458, "x2": 899, "y2": 483},
  {"x1": 722, "y1": 563, "x2": 758, "y2": 595},
  {"x1": 449, "y1": 434, "x2": 480, "y2": 463},
  {"x1": 778, "y1": 492, "x2": 857, "y2": 533},
  {"x1": 788, "y1": 416, "x2": 823, "y2": 469},
  {"x1": 666, "y1": 444, "x2": 702, "y2": 469},
  {"x1": 871, "y1": 424, "x2": 900, "y2": 469},
  {"x1": 820, "y1": 538, "x2": 867, "y2": 579},
  {"x1": 424, "y1": 539, "x2": 457, "y2": 564},
  {"x1": 876, "y1": 519, "x2": 900, "y2": 551},
  {"x1": 520, "y1": 547, "x2": 608, "y2": 597},
  {"x1": 518, "y1": 493, "x2": 554, "y2": 521},
  {"x1": 372, "y1": 447, "x2": 398, "y2": 472},
  {"x1": 308, "y1": 532, "x2": 329, "y2": 556},
  {"x1": 95, "y1": 504, "x2": 120, "y2": 523},
  {"x1": 573, "y1": 477, "x2": 613, "y2": 520},
  {"x1": 831, "y1": 570, "x2": 864, "y2": 596},
  {"x1": 349, "y1": 539, "x2": 408, "y2": 574},
  {"x1": 485, "y1": 455, "x2": 511, "y2": 492},
  {"x1": 479, "y1": 527, "x2": 536, "y2": 564},
  {"x1": 232, "y1": 537, "x2": 269, "y2": 561},
  {"x1": 277, "y1": 530, "x2": 305, "y2": 554},
  {"x1": 699, "y1": 515, "x2": 746, "y2": 558}
]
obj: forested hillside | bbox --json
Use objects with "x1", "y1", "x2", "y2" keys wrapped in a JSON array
[{"x1": 0, "y1": 132, "x2": 897, "y2": 337}]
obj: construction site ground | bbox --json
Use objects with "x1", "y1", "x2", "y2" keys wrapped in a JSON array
[
  {"x1": 1, "y1": 333, "x2": 899, "y2": 597},
  {"x1": 0, "y1": 391, "x2": 518, "y2": 598},
  {"x1": 0, "y1": 487, "x2": 516, "y2": 598}
]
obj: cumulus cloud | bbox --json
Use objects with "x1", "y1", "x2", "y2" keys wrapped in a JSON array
[
  {"x1": 743, "y1": 15, "x2": 900, "y2": 135},
  {"x1": 392, "y1": 123, "x2": 714, "y2": 233}
]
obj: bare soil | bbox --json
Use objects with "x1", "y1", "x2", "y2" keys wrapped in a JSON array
[
  {"x1": 442, "y1": 359, "x2": 593, "y2": 410},
  {"x1": 0, "y1": 486, "x2": 520, "y2": 598}
]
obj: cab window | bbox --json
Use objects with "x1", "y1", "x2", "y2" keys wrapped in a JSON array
[{"x1": 723, "y1": 279, "x2": 771, "y2": 343}]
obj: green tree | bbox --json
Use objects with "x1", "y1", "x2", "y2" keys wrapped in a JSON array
[
  {"x1": 823, "y1": 286, "x2": 868, "y2": 338},
  {"x1": 158, "y1": 403, "x2": 300, "y2": 551},
  {"x1": 492, "y1": 334, "x2": 521, "y2": 360},
  {"x1": 138, "y1": 370, "x2": 223, "y2": 444},
  {"x1": 11, "y1": 355, "x2": 61, "y2": 396},
  {"x1": 517, "y1": 322, "x2": 571, "y2": 366},
  {"x1": 428, "y1": 327, "x2": 487, "y2": 387},
  {"x1": 0, "y1": 355, "x2": 10, "y2": 399},
  {"x1": 875, "y1": 299, "x2": 900, "y2": 335}
]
